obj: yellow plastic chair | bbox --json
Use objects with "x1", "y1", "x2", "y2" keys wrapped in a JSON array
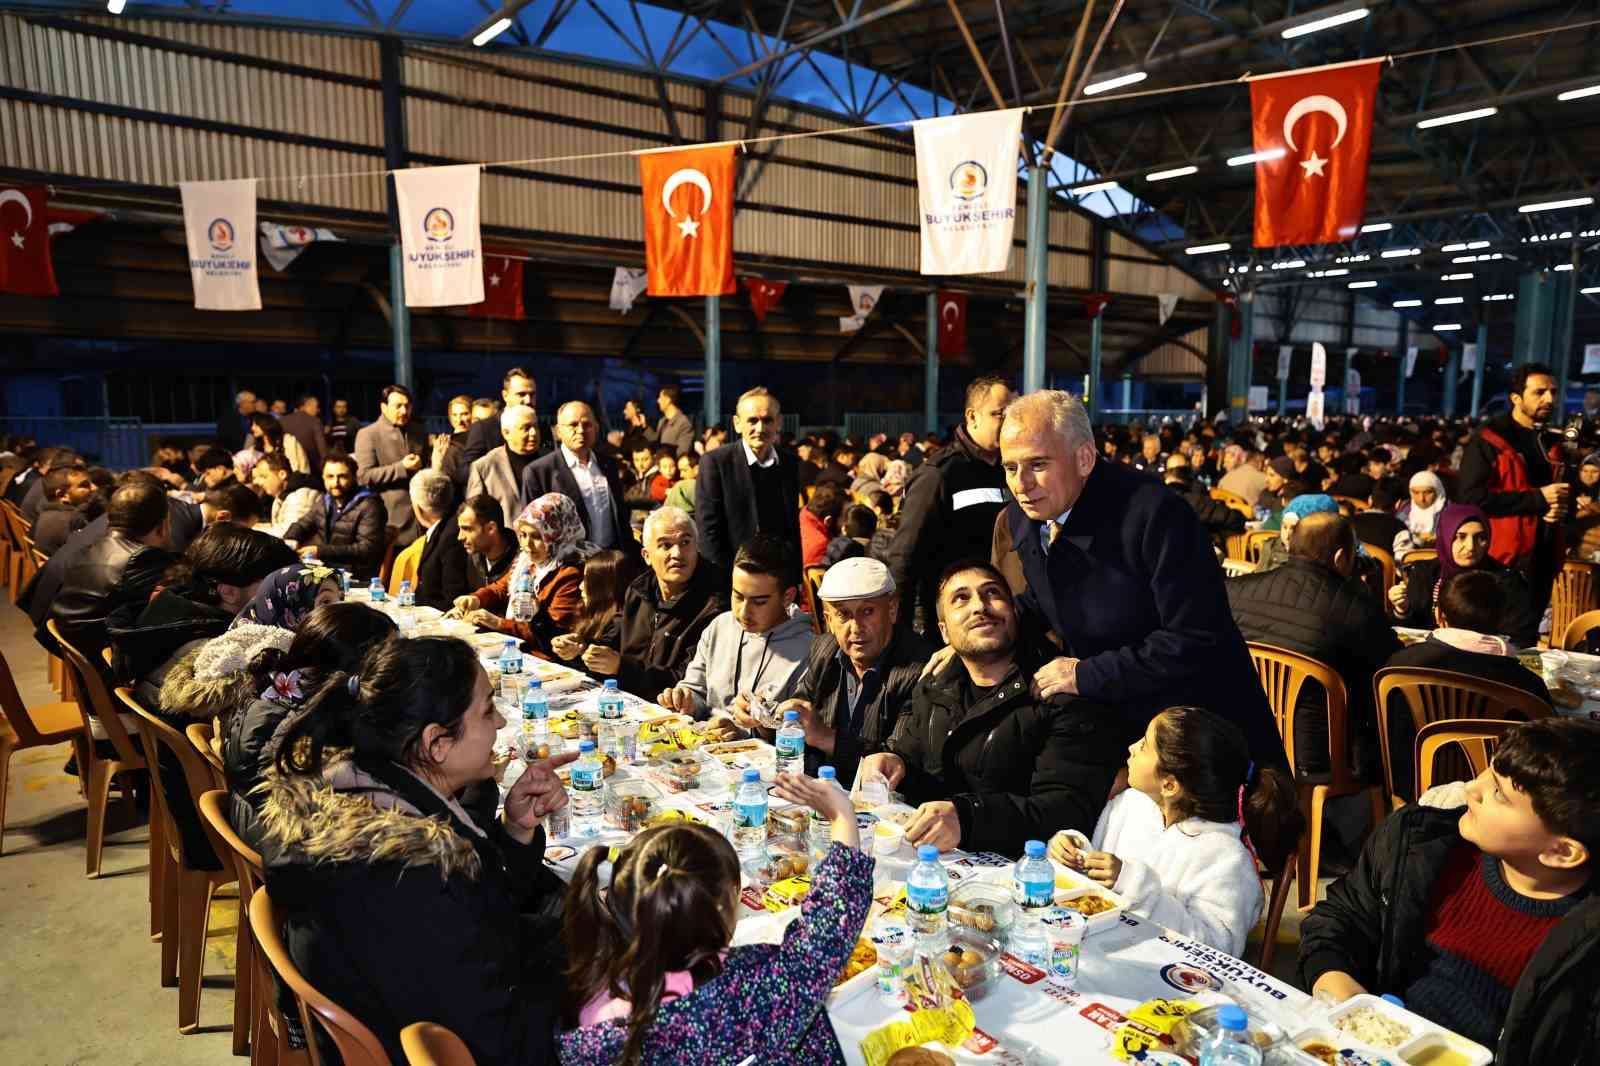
[{"x1": 400, "y1": 1023, "x2": 477, "y2": 1066}]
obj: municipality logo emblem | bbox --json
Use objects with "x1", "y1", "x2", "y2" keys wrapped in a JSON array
[
  {"x1": 208, "y1": 218, "x2": 235, "y2": 253},
  {"x1": 424, "y1": 207, "x2": 455, "y2": 243},
  {"x1": 1159, "y1": 963, "x2": 1223, "y2": 994},
  {"x1": 949, "y1": 161, "x2": 988, "y2": 201}
]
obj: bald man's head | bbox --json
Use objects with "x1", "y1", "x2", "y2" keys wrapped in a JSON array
[
  {"x1": 555, "y1": 401, "x2": 599, "y2": 455},
  {"x1": 1289, "y1": 512, "x2": 1356, "y2": 576}
]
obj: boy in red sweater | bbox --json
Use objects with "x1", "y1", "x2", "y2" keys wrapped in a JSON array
[{"x1": 1298, "y1": 718, "x2": 1600, "y2": 1066}]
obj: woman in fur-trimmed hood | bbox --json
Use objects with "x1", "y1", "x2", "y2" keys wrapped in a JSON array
[{"x1": 258, "y1": 636, "x2": 569, "y2": 1066}]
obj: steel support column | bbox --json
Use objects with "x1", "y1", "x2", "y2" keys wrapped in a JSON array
[
  {"x1": 1277, "y1": 371, "x2": 1287, "y2": 417},
  {"x1": 1022, "y1": 165, "x2": 1049, "y2": 395},
  {"x1": 1088, "y1": 315, "x2": 1103, "y2": 415},
  {"x1": 1556, "y1": 248, "x2": 1580, "y2": 412},
  {"x1": 1396, "y1": 318, "x2": 1408, "y2": 415},
  {"x1": 1471, "y1": 319, "x2": 1488, "y2": 417},
  {"x1": 380, "y1": 37, "x2": 412, "y2": 390},
  {"x1": 1228, "y1": 295, "x2": 1253, "y2": 419},
  {"x1": 1443, "y1": 347, "x2": 1459, "y2": 417},
  {"x1": 924, "y1": 291, "x2": 939, "y2": 434},
  {"x1": 1121, "y1": 373, "x2": 1132, "y2": 415},
  {"x1": 705, "y1": 295, "x2": 722, "y2": 427}
]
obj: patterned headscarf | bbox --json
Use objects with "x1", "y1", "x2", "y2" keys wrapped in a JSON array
[
  {"x1": 881, "y1": 459, "x2": 912, "y2": 496},
  {"x1": 231, "y1": 563, "x2": 342, "y2": 631},
  {"x1": 508, "y1": 493, "x2": 597, "y2": 601}
]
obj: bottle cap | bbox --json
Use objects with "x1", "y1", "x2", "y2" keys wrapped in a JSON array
[
  {"x1": 1024, "y1": 839, "x2": 1046, "y2": 858},
  {"x1": 818, "y1": 766, "x2": 836, "y2": 780},
  {"x1": 1216, "y1": 1005, "x2": 1247, "y2": 1031},
  {"x1": 526, "y1": 678, "x2": 541, "y2": 690},
  {"x1": 1380, "y1": 994, "x2": 1406, "y2": 1009},
  {"x1": 604, "y1": 679, "x2": 619, "y2": 690},
  {"x1": 578, "y1": 740, "x2": 596, "y2": 752},
  {"x1": 916, "y1": 844, "x2": 940, "y2": 862},
  {"x1": 742, "y1": 768, "x2": 761, "y2": 783},
  {"x1": 784, "y1": 710, "x2": 799, "y2": 722}
]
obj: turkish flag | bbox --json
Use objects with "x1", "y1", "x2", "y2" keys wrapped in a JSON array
[
  {"x1": 639, "y1": 144, "x2": 735, "y2": 297},
  {"x1": 1084, "y1": 293, "x2": 1112, "y2": 320},
  {"x1": 743, "y1": 277, "x2": 786, "y2": 323},
  {"x1": 1250, "y1": 60, "x2": 1381, "y2": 247},
  {"x1": 936, "y1": 290, "x2": 966, "y2": 356},
  {"x1": 0, "y1": 185, "x2": 59, "y2": 296},
  {"x1": 467, "y1": 247, "x2": 524, "y2": 319}
]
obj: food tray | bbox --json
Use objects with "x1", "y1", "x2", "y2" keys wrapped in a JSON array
[
  {"x1": 1050, "y1": 864, "x2": 1131, "y2": 936},
  {"x1": 1300, "y1": 994, "x2": 1492, "y2": 1066}
]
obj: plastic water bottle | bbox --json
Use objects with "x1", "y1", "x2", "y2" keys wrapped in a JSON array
[
  {"x1": 597, "y1": 679, "x2": 625, "y2": 720},
  {"x1": 733, "y1": 768, "x2": 768, "y2": 856},
  {"x1": 499, "y1": 638, "x2": 523, "y2": 677},
  {"x1": 906, "y1": 844, "x2": 950, "y2": 947},
  {"x1": 398, "y1": 579, "x2": 415, "y2": 610},
  {"x1": 368, "y1": 576, "x2": 385, "y2": 602},
  {"x1": 809, "y1": 766, "x2": 839, "y2": 857},
  {"x1": 598, "y1": 717, "x2": 622, "y2": 760},
  {"x1": 774, "y1": 710, "x2": 805, "y2": 776},
  {"x1": 396, "y1": 579, "x2": 416, "y2": 633},
  {"x1": 569, "y1": 740, "x2": 604, "y2": 838},
  {"x1": 520, "y1": 679, "x2": 548, "y2": 740},
  {"x1": 338, "y1": 569, "x2": 351, "y2": 594},
  {"x1": 1198, "y1": 1005, "x2": 1262, "y2": 1066},
  {"x1": 509, "y1": 572, "x2": 534, "y2": 621},
  {"x1": 1010, "y1": 839, "x2": 1054, "y2": 965}
]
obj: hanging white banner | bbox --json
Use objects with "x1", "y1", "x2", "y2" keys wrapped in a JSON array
[
  {"x1": 1346, "y1": 367, "x2": 1361, "y2": 393},
  {"x1": 1406, "y1": 346, "x2": 1419, "y2": 378},
  {"x1": 610, "y1": 267, "x2": 649, "y2": 314},
  {"x1": 913, "y1": 108, "x2": 1023, "y2": 275},
  {"x1": 1306, "y1": 389, "x2": 1325, "y2": 429},
  {"x1": 258, "y1": 221, "x2": 340, "y2": 272},
  {"x1": 1277, "y1": 345, "x2": 1293, "y2": 381},
  {"x1": 1309, "y1": 342, "x2": 1327, "y2": 388},
  {"x1": 1584, "y1": 344, "x2": 1600, "y2": 375},
  {"x1": 180, "y1": 179, "x2": 260, "y2": 311},
  {"x1": 1157, "y1": 293, "x2": 1180, "y2": 325},
  {"x1": 840, "y1": 284, "x2": 885, "y2": 333},
  {"x1": 1248, "y1": 385, "x2": 1269, "y2": 412},
  {"x1": 392, "y1": 164, "x2": 484, "y2": 307},
  {"x1": 1461, "y1": 343, "x2": 1478, "y2": 374}
]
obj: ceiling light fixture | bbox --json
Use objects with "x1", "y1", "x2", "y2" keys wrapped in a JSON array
[
  {"x1": 1083, "y1": 71, "x2": 1149, "y2": 96},
  {"x1": 1483, "y1": 293, "x2": 1516, "y2": 301},
  {"x1": 1146, "y1": 165, "x2": 1199, "y2": 182},
  {"x1": 1282, "y1": 7, "x2": 1370, "y2": 39},
  {"x1": 1349, "y1": 280, "x2": 1378, "y2": 289},
  {"x1": 1380, "y1": 247, "x2": 1421, "y2": 258},
  {"x1": 1435, "y1": 296, "x2": 1465, "y2": 305},
  {"x1": 1227, "y1": 149, "x2": 1287, "y2": 167},
  {"x1": 1434, "y1": 323, "x2": 1462, "y2": 331},
  {"x1": 1417, "y1": 107, "x2": 1498, "y2": 129},
  {"x1": 1519, "y1": 196, "x2": 1595, "y2": 213},
  {"x1": 1360, "y1": 222, "x2": 1392, "y2": 234},
  {"x1": 1557, "y1": 85, "x2": 1600, "y2": 102},
  {"x1": 473, "y1": 16, "x2": 513, "y2": 46},
  {"x1": 1441, "y1": 273, "x2": 1474, "y2": 281},
  {"x1": 1186, "y1": 242, "x2": 1231, "y2": 255},
  {"x1": 1070, "y1": 180, "x2": 1118, "y2": 195},
  {"x1": 1393, "y1": 299, "x2": 1422, "y2": 308}
]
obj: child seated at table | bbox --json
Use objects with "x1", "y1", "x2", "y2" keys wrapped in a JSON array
[
  {"x1": 559, "y1": 772, "x2": 873, "y2": 1066},
  {"x1": 1299, "y1": 719, "x2": 1600, "y2": 1064},
  {"x1": 1050, "y1": 705, "x2": 1302, "y2": 957}
]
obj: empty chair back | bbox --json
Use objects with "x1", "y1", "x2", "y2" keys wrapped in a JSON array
[
  {"x1": 1551, "y1": 562, "x2": 1597, "y2": 650},
  {"x1": 400, "y1": 1022, "x2": 477, "y2": 1066}
]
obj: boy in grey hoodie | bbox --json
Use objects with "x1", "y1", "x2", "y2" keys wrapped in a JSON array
[{"x1": 658, "y1": 535, "x2": 815, "y2": 720}]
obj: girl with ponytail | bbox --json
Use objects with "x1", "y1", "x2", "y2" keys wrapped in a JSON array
[
  {"x1": 1050, "y1": 705, "x2": 1303, "y2": 957},
  {"x1": 559, "y1": 772, "x2": 875, "y2": 1066}
]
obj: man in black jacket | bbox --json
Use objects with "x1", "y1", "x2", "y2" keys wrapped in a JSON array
[
  {"x1": 1299, "y1": 719, "x2": 1600, "y2": 1066},
  {"x1": 457, "y1": 495, "x2": 518, "y2": 591},
  {"x1": 1164, "y1": 460, "x2": 1244, "y2": 545},
  {"x1": 860, "y1": 561, "x2": 1136, "y2": 855},
  {"x1": 1227, "y1": 512, "x2": 1399, "y2": 780},
  {"x1": 408, "y1": 469, "x2": 470, "y2": 611},
  {"x1": 49, "y1": 478, "x2": 176, "y2": 661},
  {"x1": 581, "y1": 506, "x2": 726, "y2": 696},
  {"x1": 521, "y1": 401, "x2": 634, "y2": 556},
  {"x1": 284, "y1": 453, "x2": 388, "y2": 580},
  {"x1": 888, "y1": 375, "x2": 1012, "y2": 635},
  {"x1": 695, "y1": 387, "x2": 801, "y2": 583},
  {"x1": 780, "y1": 557, "x2": 930, "y2": 788},
  {"x1": 460, "y1": 367, "x2": 541, "y2": 468},
  {"x1": 32, "y1": 466, "x2": 95, "y2": 556}
]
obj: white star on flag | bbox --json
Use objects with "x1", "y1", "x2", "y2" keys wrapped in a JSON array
[
  {"x1": 677, "y1": 217, "x2": 700, "y2": 239},
  {"x1": 1300, "y1": 152, "x2": 1327, "y2": 178},
  {"x1": 10, "y1": 232, "x2": 23, "y2": 250},
  {"x1": 489, "y1": 273, "x2": 501, "y2": 286}
]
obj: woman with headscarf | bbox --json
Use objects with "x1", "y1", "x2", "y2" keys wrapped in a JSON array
[
  {"x1": 850, "y1": 452, "x2": 889, "y2": 499},
  {"x1": 880, "y1": 458, "x2": 912, "y2": 503},
  {"x1": 451, "y1": 493, "x2": 592, "y2": 657},
  {"x1": 232, "y1": 563, "x2": 345, "y2": 630},
  {"x1": 1388, "y1": 503, "x2": 1536, "y2": 645},
  {"x1": 1566, "y1": 452, "x2": 1600, "y2": 560},
  {"x1": 1392, "y1": 471, "x2": 1448, "y2": 558},
  {"x1": 1255, "y1": 493, "x2": 1340, "y2": 573}
]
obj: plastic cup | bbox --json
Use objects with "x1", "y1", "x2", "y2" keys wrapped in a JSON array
[
  {"x1": 1038, "y1": 906, "x2": 1087, "y2": 986},
  {"x1": 869, "y1": 915, "x2": 913, "y2": 1003}
]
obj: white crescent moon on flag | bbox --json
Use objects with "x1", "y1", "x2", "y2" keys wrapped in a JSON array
[
  {"x1": 660, "y1": 169, "x2": 713, "y2": 218},
  {"x1": 941, "y1": 300, "x2": 960, "y2": 322},
  {"x1": 0, "y1": 188, "x2": 34, "y2": 228},
  {"x1": 1283, "y1": 95, "x2": 1348, "y2": 152}
]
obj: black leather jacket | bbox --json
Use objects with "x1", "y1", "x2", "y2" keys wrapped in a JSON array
[
  {"x1": 791, "y1": 627, "x2": 932, "y2": 788},
  {"x1": 49, "y1": 530, "x2": 175, "y2": 658}
]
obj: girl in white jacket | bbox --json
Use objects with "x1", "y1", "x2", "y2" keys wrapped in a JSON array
[{"x1": 1050, "y1": 705, "x2": 1302, "y2": 957}]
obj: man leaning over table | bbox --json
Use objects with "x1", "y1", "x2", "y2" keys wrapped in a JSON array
[
  {"x1": 858, "y1": 560, "x2": 1137, "y2": 857},
  {"x1": 776, "y1": 557, "x2": 930, "y2": 789}
]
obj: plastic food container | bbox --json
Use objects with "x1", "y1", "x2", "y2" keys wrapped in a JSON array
[
  {"x1": 948, "y1": 880, "x2": 1015, "y2": 938},
  {"x1": 743, "y1": 839, "x2": 812, "y2": 888},
  {"x1": 1051, "y1": 865, "x2": 1130, "y2": 935},
  {"x1": 649, "y1": 749, "x2": 712, "y2": 793},
  {"x1": 603, "y1": 779, "x2": 662, "y2": 832},
  {"x1": 1319, "y1": 995, "x2": 1491, "y2": 1066},
  {"x1": 871, "y1": 819, "x2": 905, "y2": 858},
  {"x1": 1173, "y1": 1003, "x2": 1288, "y2": 1058},
  {"x1": 767, "y1": 804, "x2": 810, "y2": 838},
  {"x1": 937, "y1": 928, "x2": 1003, "y2": 1001}
]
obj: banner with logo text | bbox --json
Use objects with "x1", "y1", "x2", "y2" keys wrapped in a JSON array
[
  {"x1": 180, "y1": 179, "x2": 260, "y2": 310},
  {"x1": 913, "y1": 108, "x2": 1023, "y2": 275},
  {"x1": 392, "y1": 164, "x2": 484, "y2": 308}
]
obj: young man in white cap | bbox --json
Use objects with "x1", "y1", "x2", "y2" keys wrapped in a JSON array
[{"x1": 776, "y1": 555, "x2": 931, "y2": 787}]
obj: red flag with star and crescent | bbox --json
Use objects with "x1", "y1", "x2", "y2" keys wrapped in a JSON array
[
  {"x1": 639, "y1": 144, "x2": 736, "y2": 297},
  {"x1": 467, "y1": 247, "x2": 524, "y2": 319},
  {"x1": 1249, "y1": 60, "x2": 1382, "y2": 248},
  {"x1": 936, "y1": 290, "x2": 967, "y2": 356},
  {"x1": 0, "y1": 184, "x2": 59, "y2": 296},
  {"x1": 742, "y1": 276, "x2": 786, "y2": 323}
]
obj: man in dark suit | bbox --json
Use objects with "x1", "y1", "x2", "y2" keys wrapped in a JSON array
[
  {"x1": 460, "y1": 367, "x2": 540, "y2": 468},
  {"x1": 353, "y1": 384, "x2": 428, "y2": 547},
  {"x1": 695, "y1": 386, "x2": 801, "y2": 583},
  {"x1": 279, "y1": 393, "x2": 328, "y2": 476},
  {"x1": 407, "y1": 469, "x2": 470, "y2": 610},
  {"x1": 521, "y1": 400, "x2": 635, "y2": 558},
  {"x1": 216, "y1": 389, "x2": 257, "y2": 453},
  {"x1": 996, "y1": 390, "x2": 1286, "y2": 770}
]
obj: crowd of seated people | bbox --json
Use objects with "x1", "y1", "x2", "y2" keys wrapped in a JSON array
[{"x1": 11, "y1": 369, "x2": 1600, "y2": 1066}]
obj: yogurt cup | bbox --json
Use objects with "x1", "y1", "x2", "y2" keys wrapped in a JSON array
[
  {"x1": 1038, "y1": 906, "x2": 1087, "y2": 986},
  {"x1": 872, "y1": 819, "x2": 905, "y2": 857}
]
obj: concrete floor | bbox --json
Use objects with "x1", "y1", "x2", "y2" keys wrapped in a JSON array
[
  {"x1": 0, "y1": 590, "x2": 1344, "y2": 1065},
  {"x1": 0, "y1": 597, "x2": 239, "y2": 1066}
]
